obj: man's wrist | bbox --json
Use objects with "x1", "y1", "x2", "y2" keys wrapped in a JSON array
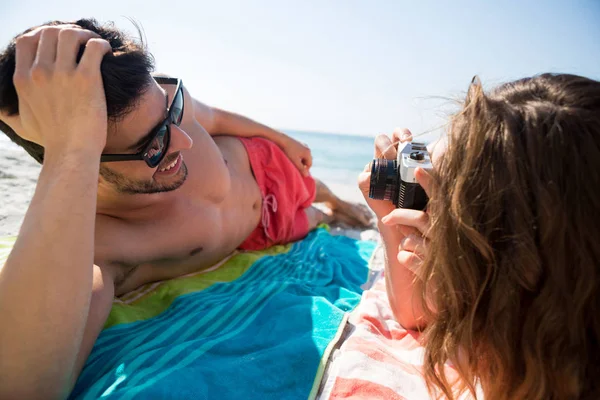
[
  {"x1": 263, "y1": 128, "x2": 288, "y2": 147},
  {"x1": 43, "y1": 143, "x2": 103, "y2": 168},
  {"x1": 45, "y1": 134, "x2": 104, "y2": 156}
]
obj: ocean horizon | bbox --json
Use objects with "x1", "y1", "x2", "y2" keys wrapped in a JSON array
[
  {"x1": 0, "y1": 129, "x2": 376, "y2": 188},
  {"x1": 283, "y1": 129, "x2": 373, "y2": 189},
  {"x1": 0, "y1": 128, "x2": 438, "y2": 205}
]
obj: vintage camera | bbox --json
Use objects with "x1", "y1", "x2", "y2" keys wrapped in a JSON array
[{"x1": 368, "y1": 142, "x2": 432, "y2": 210}]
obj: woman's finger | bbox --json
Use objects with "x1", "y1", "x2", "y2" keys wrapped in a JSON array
[
  {"x1": 399, "y1": 234, "x2": 428, "y2": 257},
  {"x1": 392, "y1": 127, "x2": 412, "y2": 145},
  {"x1": 415, "y1": 167, "x2": 434, "y2": 198},
  {"x1": 397, "y1": 224, "x2": 419, "y2": 238},
  {"x1": 374, "y1": 134, "x2": 396, "y2": 160},
  {"x1": 397, "y1": 250, "x2": 424, "y2": 277},
  {"x1": 381, "y1": 208, "x2": 430, "y2": 236}
]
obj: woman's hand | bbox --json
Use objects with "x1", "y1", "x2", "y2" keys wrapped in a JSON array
[
  {"x1": 281, "y1": 136, "x2": 312, "y2": 176},
  {"x1": 375, "y1": 165, "x2": 434, "y2": 330},
  {"x1": 380, "y1": 167, "x2": 433, "y2": 278},
  {"x1": 358, "y1": 127, "x2": 413, "y2": 219},
  {"x1": 358, "y1": 127, "x2": 435, "y2": 329}
]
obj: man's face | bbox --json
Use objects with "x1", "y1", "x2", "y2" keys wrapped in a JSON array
[{"x1": 101, "y1": 79, "x2": 193, "y2": 194}]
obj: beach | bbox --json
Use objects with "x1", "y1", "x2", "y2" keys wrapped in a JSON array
[
  {"x1": 0, "y1": 136, "x2": 41, "y2": 236},
  {"x1": 0, "y1": 132, "x2": 379, "y2": 241}
]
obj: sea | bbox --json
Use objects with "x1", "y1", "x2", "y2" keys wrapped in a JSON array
[
  {"x1": 284, "y1": 129, "x2": 375, "y2": 191},
  {"x1": 0, "y1": 129, "x2": 378, "y2": 203},
  {"x1": 0, "y1": 129, "x2": 428, "y2": 234},
  {"x1": 2, "y1": 128, "x2": 440, "y2": 212}
]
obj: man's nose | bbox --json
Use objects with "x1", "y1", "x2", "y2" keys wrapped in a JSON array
[{"x1": 170, "y1": 124, "x2": 193, "y2": 150}]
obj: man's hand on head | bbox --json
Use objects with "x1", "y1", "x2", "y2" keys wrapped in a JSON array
[
  {"x1": 13, "y1": 24, "x2": 112, "y2": 157},
  {"x1": 0, "y1": 24, "x2": 115, "y2": 399}
]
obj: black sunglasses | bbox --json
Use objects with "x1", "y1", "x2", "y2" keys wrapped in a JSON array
[{"x1": 100, "y1": 77, "x2": 184, "y2": 168}]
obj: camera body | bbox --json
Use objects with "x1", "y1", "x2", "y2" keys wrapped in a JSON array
[{"x1": 368, "y1": 141, "x2": 432, "y2": 210}]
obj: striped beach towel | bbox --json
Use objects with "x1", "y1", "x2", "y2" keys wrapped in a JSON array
[
  {"x1": 0, "y1": 228, "x2": 376, "y2": 399},
  {"x1": 317, "y1": 270, "x2": 481, "y2": 399}
]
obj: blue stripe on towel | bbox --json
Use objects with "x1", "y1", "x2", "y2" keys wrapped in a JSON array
[{"x1": 70, "y1": 228, "x2": 376, "y2": 400}]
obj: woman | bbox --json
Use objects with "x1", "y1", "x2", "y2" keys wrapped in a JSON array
[{"x1": 359, "y1": 74, "x2": 600, "y2": 399}]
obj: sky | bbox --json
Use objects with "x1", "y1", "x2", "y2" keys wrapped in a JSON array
[{"x1": 2, "y1": 0, "x2": 599, "y2": 138}]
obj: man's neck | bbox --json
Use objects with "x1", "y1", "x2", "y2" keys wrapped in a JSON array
[{"x1": 96, "y1": 185, "x2": 174, "y2": 221}]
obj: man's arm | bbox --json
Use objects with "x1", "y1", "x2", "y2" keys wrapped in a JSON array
[
  {"x1": 0, "y1": 27, "x2": 112, "y2": 399},
  {"x1": 69, "y1": 264, "x2": 116, "y2": 390},
  {"x1": 195, "y1": 100, "x2": 285, "y2": 145},
  {"x1": 0, "y1": 153, "x2": 102, "y2": 399},
  {"x1": 192, "y1": 96, "x2": 313, "y2": 176},
  {"x1": 152, "y1": 72, "x2": 311, "y2": 173}
]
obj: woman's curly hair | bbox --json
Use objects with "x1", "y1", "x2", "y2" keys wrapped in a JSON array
[{"x1": 420, "y1": 74, "x2": 600, "y2": 399}]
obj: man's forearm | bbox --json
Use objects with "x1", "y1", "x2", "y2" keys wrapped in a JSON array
[
  {"x1": 212, "y1": 108, "x2": 290, "y2": 147},
  {"x1": 0, "y1": 150, "x2": 100, "y2": 399}
]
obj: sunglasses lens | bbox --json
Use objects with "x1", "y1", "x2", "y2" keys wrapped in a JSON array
[
  {"x1": 172, "y1": 86, "x2": 184, "y2": 125},
  {"x1": 144, "y1": 125, "x2": 169, "y2": 167}
]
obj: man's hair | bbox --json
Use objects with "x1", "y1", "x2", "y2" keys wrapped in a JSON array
[
  {"x1": 0, "y1": 18, "x2": 155, "y2": 163},
  {"x1": 420, "y1": 74, "x2": 600, "y2": 400}
]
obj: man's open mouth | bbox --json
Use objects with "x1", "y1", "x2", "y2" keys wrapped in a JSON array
[{"x1": 155, "y1": 153, "x2": 182, "y2": 175}]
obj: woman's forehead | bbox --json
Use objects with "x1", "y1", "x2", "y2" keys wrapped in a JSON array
[{"x1": 427, "y1": 137, "x2": 447, "y2": 166}]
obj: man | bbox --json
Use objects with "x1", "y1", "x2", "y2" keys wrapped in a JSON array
[{"x1": 0, "y1": 19, "x2": 370, "y2": 398}]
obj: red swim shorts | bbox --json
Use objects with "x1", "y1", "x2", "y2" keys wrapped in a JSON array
[{"x1": 238, "y1": 137, "x2": 316, "y2": 251}]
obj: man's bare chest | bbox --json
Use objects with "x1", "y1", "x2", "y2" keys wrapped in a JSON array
[
  {"x1": 96, "y1": 136, "x2": 264, "y2": 292},
  {"x1": 128, "y1": 204, "x2": 221, "y2": 265},
  {"x1": 98, "y1": 187, "x2": 262, "y2": 293},
  {"x1": 96, "y1": 200, "x2": 221, "y2": 279}
]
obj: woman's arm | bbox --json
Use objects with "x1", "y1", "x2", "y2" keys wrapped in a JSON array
[
  {"x1": 378, "y1": 202, "x2": 431, "y2": 330},
  {"x1": 358, "y1": 129, "x2": 430, "y2": 330}
]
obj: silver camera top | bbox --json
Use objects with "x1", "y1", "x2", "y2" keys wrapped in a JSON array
[{"x1": 398, "y1": 142, "x2": 433, "y2": 183}]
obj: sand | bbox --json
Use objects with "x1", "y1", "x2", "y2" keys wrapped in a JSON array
[
  {"x1": 0, "y1": 136, "x2": 41, "y2": 236},
  {"x1": 0, "y1": 135, "x2": 380, "y2": 242}
]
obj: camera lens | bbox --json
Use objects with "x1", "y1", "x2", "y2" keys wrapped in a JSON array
[{"x1": 369, "y1": 158, "x2": 399, "y2": 202}]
